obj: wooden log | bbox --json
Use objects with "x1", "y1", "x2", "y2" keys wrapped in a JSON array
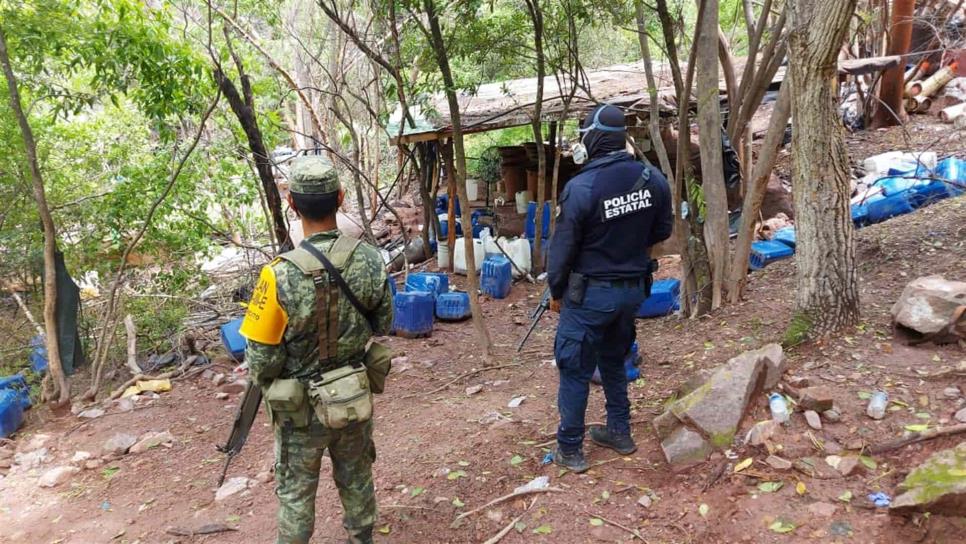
[
  {"x1": 904, "y1": 80, "x2": 923, "y2": 97},
  {"x1": 918, "y1": 64, "x2": 957, "y2": 98},
  {"x1": 940, "y1": 102, "x2": 966, "y2": 123}
]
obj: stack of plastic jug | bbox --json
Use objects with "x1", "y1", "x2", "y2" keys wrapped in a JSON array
[
  {"x1": 392, "y1": 291, "x2": 434, "y2": 338},
  {"x1": 749, "y1": 240, "x2": 795, "y2": 270},
  {"x1": 436, "y1": 291, "x2": 471, "y2": 321},
  {"x1": 405, "y1": 273, "x2": 444, "y2": 299},
  {"x1": 637, "y1": 279, "x2": 681, "y2": 318},
  {"x1": 0, "y1": 389, "x2": 23, "y2": 438},
  {"x1": 525, "y1": 201, "x2": 551, "y2": 240},
  {"x1": 481, "y1": 255, "x2": 512, "y2": 299},
  {"x1": 220, "y1": 317, "x2": 247, "y2": 361},
  {"x1": 0, "y1": 375, "x2": 31, "y2": 410},
  {"x1": 591, "y1": 342, "x2": 641, "y2": 383}
]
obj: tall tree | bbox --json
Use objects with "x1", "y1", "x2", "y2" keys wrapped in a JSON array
[
  {"x1": 787, "y1": 0, "x2": 860, "y2": 339},
  {"x1": 872, "y1": 0, "x2": 915, "y2": 128},
  {"x1": 524, "y1": 0, "x2": 548, "y2": 274},
  {"x1": 0, "y1": 26, "x2": 70, "y2": 406}
]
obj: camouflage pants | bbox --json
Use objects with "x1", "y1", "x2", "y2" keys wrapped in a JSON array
[{"x1": 274, "y1": 415, "x2": 376, "y2": 544}]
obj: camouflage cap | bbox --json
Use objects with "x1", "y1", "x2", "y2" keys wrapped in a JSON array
[{"x1": 288, "y1": 156, "x2": 341, "y2": 195}]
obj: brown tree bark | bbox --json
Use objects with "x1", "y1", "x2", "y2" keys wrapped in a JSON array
[
  {"x1": 787, "y1": 0, "x2": 860, "y2": 338},
  {"x1": 524, "y1": 0, "x2": 547, "y2": 275},
  {"x1": 872, "y1": 0, "x2": 915, "y2": 128},
  {"x1": 0, "y1": 26, "x2": 70, "y2": 406},
  {"x1": 424, "y1": 0, "x2": 492, "y2": 354}
]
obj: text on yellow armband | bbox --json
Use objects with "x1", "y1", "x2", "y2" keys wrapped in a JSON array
[{"x1": 239, "y1": 265, "x2": 288, "y2": 345}]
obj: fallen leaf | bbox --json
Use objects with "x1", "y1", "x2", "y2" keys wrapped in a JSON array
[
  {"x1": 225, "y1": 514, "x2": 240, "y2": 523},
  {"x1": 914, "y1": 412, "x2": 931, "y2": 420},
  {"x1": 949, "y1": 469, "x2": 966, "y2": 477},
  {"x1": 857, "y1": 391, "x2": 872, "y2": 400},
  {"x1": 532, "y1": 524, "x2": 553, "y2": 535},
  {"x1": 698, "y1": 503, "x2": 709, "y2": 517},
  {"x1": 904, "y1": 424, "x2": 929, "y2": 433},
  {"x1": 510, "y1": 455, "x2": 524, "y2": 466},
  {"x1": 838, "y1": 490, "x2": 853, "y2": 503},
  {"x1": 859, "y1": 456, "x2": 878, "y2": 470},
  {"x1": 601, "y1": 490, "x2": 610, "y2": 500},
  {"x1": 452, "y1": 497, "x2": 464, "y2": 508},
  {"x1": 796, "y1": 482, "x2": 807, "y2": 496},
  {"x1": 769, "y1": 519, "x2": 797, "y2": 534},
  {"x1": 758, "y1": 481, "x2": 784, "y2": 493},
  {"x1": 378, "y1": 525, "x2": 391, "y2": 535},
  {"x1": 410, "y1": 487, "x2": 425, "y2": 497},
  {"x1": 734, "y1": 458, "x2": 754, "y2": 473},
  {"x1": 514, "y1": 521, "x2": 527, "y2": 533},
  {"x1": 589, "y1": 518, "x2": 604, "y2": 527},
  {"x1": 101, "y1": 467, "x2": 120, "y2": 480},
  {"x1": 447, "y1": 470, "x2": 467, "y2": 480},
  {"x1": 457, "y1": 460, "x2": 471, "y2": 467}
]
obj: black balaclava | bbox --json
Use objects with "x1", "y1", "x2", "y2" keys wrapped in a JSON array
[{"x1": 580, "y1": 104, "x2": 627, "y2": 161}]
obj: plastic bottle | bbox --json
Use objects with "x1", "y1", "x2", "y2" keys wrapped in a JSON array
[
  {"x1": 867, "y1": 391, "x2": 888, "y2": 420},
  {"x1": 768, "y1": 393, "x2": 789, "y2": 424}
]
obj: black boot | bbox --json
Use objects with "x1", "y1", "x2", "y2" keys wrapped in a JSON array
[
  {"x1": 347, "y1": 525, "x2": 373, "y2": 544},
  {"x1": 588, "y1": 425, "x2": 637, "y2": 455},
  {"x1": 553, "y1": 447, "x2": 590, "y2": 473}
]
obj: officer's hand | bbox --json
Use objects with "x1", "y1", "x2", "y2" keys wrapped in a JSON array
[{"x1": 550, "y1": 299, "x2": 561, "y2": 313}]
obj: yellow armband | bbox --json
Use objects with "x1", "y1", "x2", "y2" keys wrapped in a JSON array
[{"x1": 239, "y1": 264, "x2": 288, "y2": 345}]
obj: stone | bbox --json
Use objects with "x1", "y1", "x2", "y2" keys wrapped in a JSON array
[
  {"x1": 836, "y1": 456, "x2": 866, "y2": 477},
  {"x1": 129, "y1": 431, "x2": 174, "y2": 454},
  {"x1": 652, "y1": 411, "x2": 680, "y2": 441},
  {"x1": 755, "y1": 343, "x2": 786, "y2": 390},
  {"x1": 798, "y1": 387, "x2": 835, "y2": 412},
  {"x1": 103, "y1": 433, "x2": 138, "y2": 456},
  {"x1": 201, "y1": 369, "x2": 215, "y2": 381},
  {"x1": 660, "y1": 426, "x2": 712, "y2": 466},
  {"x1": 822, "y1": 408, "x2": 842, "y2": 423},
  {"x1": 794, "y1": 457, "x2": 842, "y2": 480},
  {"x1": 891, "y1": 276, "x2": 966, "y2": 343},
  {"x1": 669, "y1": 348, "x2": 767, "y2": 448},
  {"x1": 38, "y1": 466, "x2": 80, "y2": 488},
  {"x1": 807, "y1": 502, "x2": 838, "y2": 518},
  {"x1": 464, "y1": 384, "x2": 483, "y2": 396},
  {"x1": 219, "y1": 380, "x2": 247, "y2": 395},
  {"x1": 765, "y1": 455, "x2": 792, "y2": 470},
  {"x1": 824, "y1": 440, "x2": 844, "y2": 455},
  {"x1": 675, "y1": 369, "x2": 713, "y2": 398},
  {"x1": 787, "y1": 376, "x2": 811, "y2": 388},
  {"x1": 13, "y1": 448, "x2": 49, "y2": 470},
  {"x1": 215, "y1": 392, "x2": 229, "y2": 400},
  {"x1": 115, "y1": 398, "x2": 135, "y2": 413},
  {"x1": 78, "y1": 408, "x2": 105, "y2": 419},
  {"x1": 955, "y1": 408, "x2": 966, "y2": 424},
  {"x1": 637, "y1": 495, "x2": 652, "y2": 508},
  {"x1": 255, "y1": 471, "x2": 274, "y2": 484},
  {"x1": 71, "y1": 451, "x2": 92, "y2": 464},
  {"x1": 804, "y1": 410, "x2": 823, "y2": 430},
  {"x1": 944, "y1": 387, "x2": 962, "y2": 399},
  {"x1": 845, "y1": 438, "x2": 865, "y2": 451},
  {"x1": 745, "y1": 420, "x2": 781, "y2": 447},
  {"x1": 891, "y1": 442, "x2": 966, "y2": 515},
  {"x1": 215, "y1": 477, "x2": 254, "y2": 501},
  {"x1": 212, "y1": 373, "x2": 227, "y2": 386},
  {"x1": 84, "y1": 459, "x2": 103, "y2": 471}
]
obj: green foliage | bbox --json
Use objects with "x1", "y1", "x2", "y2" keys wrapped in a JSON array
[{"x1": 783, "y1": 312, "x2": 813, "y2": 347}]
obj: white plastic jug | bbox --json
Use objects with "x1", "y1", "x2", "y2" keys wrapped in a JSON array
[
  {"x1": 515, "y1": 191, "x2": 532, "y2": 214},
  {"x1": 466, "y1": 178, "x2": 479, "y2": 201},
  {"x1": 502, "y1": 238, "x2": 532, "y2": 279},
  {"x1": 437, "y1": 242, "x2": 451, "y2": 269},
  {"x1": 481, "y1": 229, "x2": 501, "y2": 257},
  {"x1": 862, "y1": 151, "x2": 937, "y2": 177},
  {"x1": 453, "y1": 237, "x2": 485, "y2": 275}
]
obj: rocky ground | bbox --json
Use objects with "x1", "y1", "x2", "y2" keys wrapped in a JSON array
[{"x1": 1, "y1": 129, "x2": 965, "y2": 543}]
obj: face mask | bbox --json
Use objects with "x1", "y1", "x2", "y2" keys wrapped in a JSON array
[
  {"x1": 573, "y1": 105, "x2": 624, "y2": 165},
  {"x1": 571, "y1": 141, "x2": 588, "y2": 164}
]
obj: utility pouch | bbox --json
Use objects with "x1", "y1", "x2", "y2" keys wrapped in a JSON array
[
  {"x1": 363, "y1": 342, "x2": 392, "y2": 394},
  {"x1": 567, "y1": 272, "x2": 587, "y2": 306},
  {"x1": 307, "y1": 365, "x2": 372, "y2": 429},
  {"x1": 263, "y1": 378, "x2": 310, "y2": 428}
]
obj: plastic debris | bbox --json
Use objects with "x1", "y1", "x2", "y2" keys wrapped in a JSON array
[
  {"x1": 122, "y1": 379, "x2": 172, "y2": 398},
  {"x1": 868, "y1": 492, "x2": 891, "y2": 507},
  {"x1": 542, "y1": 452, "x2": 553, "y2": 465},
  {"x1": 507, "y1": 396, "x2": 526, "y2": 408},
  {"x1": 514, "y1": 476, "x2": 549, "y2": 494}
]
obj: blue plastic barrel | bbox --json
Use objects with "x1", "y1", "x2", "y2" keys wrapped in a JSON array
[
  {"x1": 592, "y1": 342, "x2": 641, "y2": 383},
  {"x1": 0, "y1": 389, "x2": 24, "y2": 438},
  {"x1": 525, "y1": 201, "x2": 551, "y2": 239},
  {"x1": 0, "y1": 375, "x2": 31, "y2": 410},
  {"x1": 388, "y1": 276, "x2": 397, "y2": 297},
  {"x1": 750, "y1": 240, "x2": 794, "y2": 270},
  {"x1": 851, "y1": 201, "x2": 869, "y2": 226},
  {"x1": 425, "y1": 272, "x2": 450, "y2": 294},
  {"x1": 935, "y1": 157, "x2": 965, "y2": 197},
  {"x1": 435, "y1": 194, "x2": 461, "y2": 217},
  {"x1": 405, "y1": 273, "x2": 443, "y2": 298},
  {"x1": 772, "y1": 227, "x2": 796, "y2": 249},
  {"x1": 436, "y1": 291, "x2": 472, "y2": 321},
  {"x1": 878, "y1": 176, "x2": 919, "y2": 196},
  {"x1": 857, "y1": 192, "x2": 914, "y2": 226},
  {"x1": 438, "y1": 218, "x2": 463, "y2": 239},
  {"x1": 220, "y1": 317, "x2": 247, "y2": 360},
  {"x1": 481, "y1": 256, "x2": 513, "y2": 299},
  {"x1": 637, "y1": 279, "x2": 681, "y2": 318},
  {"x1": 393, "y1": 292, "x2": 434, "y2": 338},
  {"x1": 28, "y1": 335, "x2": 47, "y2": 374}
]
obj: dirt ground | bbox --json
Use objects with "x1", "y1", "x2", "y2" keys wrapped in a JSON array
[{"x1": 1, "y1": 127, "x2": 965, "y2": 544}]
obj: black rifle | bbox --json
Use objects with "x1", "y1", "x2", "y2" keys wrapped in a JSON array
[
  {"x1": 216, "y1": 380, "x2": 262, "y2": 486},
  {"x1": 517, "y1": 287, "x2": 551, "y2": 351}
]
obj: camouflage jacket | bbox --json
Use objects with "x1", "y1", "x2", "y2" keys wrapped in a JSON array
[{"x1": 244, "y1": 230, "x2": 393, "y2": 386}]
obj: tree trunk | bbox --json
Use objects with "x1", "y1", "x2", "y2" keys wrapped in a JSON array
[
  {"x1": 525, "y1": 0, "x2": 547, "y2": 275},
  {"x1": 787, "y1": 0, "x2": 860, "y2": 339},
  {"x1": 696, "y1": 0, "x2": 731, "y2": 309},
  {"x1": 0, "y1": 26, "x2": 70, "y2": 406},
  {"x1": 872, "y1": 0, "x2": 915, "y2": 128},
  {"x1": 424, "y1": 0, "x2": 492, "y2": 354},
  {"x1": 728, "y1": 80, "x2": 792, "y2": 301}
]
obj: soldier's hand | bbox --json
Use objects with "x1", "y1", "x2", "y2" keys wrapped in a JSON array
[{"x1": 550, "y1": 299, "x2": 561, "y2": 313}]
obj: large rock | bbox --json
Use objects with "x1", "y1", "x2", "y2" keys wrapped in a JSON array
[
  {"x1": 891, "y1": 442, "x2": 966, "y2": 516},
  {"x1": 102, "y1": 433, "x2": 138, "y2": 456},
  {"x1": 891, "y1": 276, "x2": 966, "y2": 344},
  {"x1": 38, "y1": 466, "x2": 80, "y2": 488},
  {"x1": 129, "y1": 431, "x2": 175, "y2": 454},
  {"x1": 659, "y1": 427, "x2": 712, "y2": 467}
]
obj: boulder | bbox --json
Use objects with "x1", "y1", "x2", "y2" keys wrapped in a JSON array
[
  {"x1": 78, "y1": 408, "x2": 105, "y2": 419},
  {"x1": 798, "y1": 386, "x2": 835, "y2": 412},
  {"x1": 891, "y1": 276, "x2": 966, "y2": 344},
  {"x1": 129, "y1": 431, "x2": 174, "y2": 454},
  {"x1": 891, "y1": 442, "x2": 966, "y2": 516},
  {"x1": 955, "y1": 408, "x2": 966, "y2": 424},
  {"x1": 659, "y1": 427, "x2": 712, "y2": 467},
  {"x1": 103, "y1": 433, "x2": 138, "y2": 456},
  {"x1": 794, "y1": 457, "x2": 842, "y2": 480},
  {"x1": 38, "y1": 466, "x2": 80, "y2": 488}
]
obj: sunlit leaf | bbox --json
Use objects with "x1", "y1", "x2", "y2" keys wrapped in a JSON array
[{"x1": 734, "y1": 458, "x2": 754, "y2": 472}]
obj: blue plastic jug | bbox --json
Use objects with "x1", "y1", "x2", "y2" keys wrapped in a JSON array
[
  {"x1": 393, "y1": 291, "x2": 434, "y2": 338},
  {"x1": 424, "y1": 272, "x2": 450, "y2": 295},
  {"x1": 857, "y1": 192, "x2": 914, "y2": 226},
  {"x1": 481, "y1": 256, "x2": 512, "y2": 299},
  {"x1": 637, "y1": 279, "x2": 681, "y2": 318},
  {"x1": 772, "y1": 227, "x2": 796, "y2": 249},
  {"x1": 0, "y1": 375, "x2": 31, "y2": 410},
  {"x1": 220, "y1": 317, "x2": 247, "y2": 361},
  {"x1": 749, "y1": 240, "x2": 794, "y2": 270},
  {"x1": 936, "y1": 157, "x2": 965, "y2": 194},
  {"x1": 436, "y1": 291, "x2": 472, "y2": 321},
  {"x1": 525, "y1": 201, "x2": 551, "y2": 239},
  {"x1": 592, "y1": 342, "x2": 641, "y2": 383},
  {"x1": 405, "y1": 273, "x2": 443, "y2": 298},
  {"x1": 0, "y1": 389, "x2": 24, "y2": 438}
]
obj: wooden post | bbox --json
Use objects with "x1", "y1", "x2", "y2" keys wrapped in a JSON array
[{"x1": 442, "y1": 139, "x2": 457, "y2": 272}]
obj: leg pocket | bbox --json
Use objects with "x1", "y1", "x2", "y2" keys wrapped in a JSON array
[{"x1": 554, "y1": 328, "x2": 585, "y2": 372}]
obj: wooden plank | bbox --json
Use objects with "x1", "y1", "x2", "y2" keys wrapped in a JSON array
[{"x1": 837, "y1": 55, "x2": 902, "y2": 76}]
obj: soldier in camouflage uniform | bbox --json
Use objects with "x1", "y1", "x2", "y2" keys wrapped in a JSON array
[{"x1": 240, "y1": 156, "x2": 393, "y2": 544}]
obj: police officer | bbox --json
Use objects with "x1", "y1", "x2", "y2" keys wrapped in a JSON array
[
  {"x1": 240, "y1": 156, "x2": 393, "y2": 544},
  {"x1": 548, "y1": 104, "x2": 673, "y2": 472}
]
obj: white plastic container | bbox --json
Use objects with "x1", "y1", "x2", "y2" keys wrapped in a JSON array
[
  {"x1": 481, "y1": 230, "x2": 501, "y2": 258},
  {"x1": 466, "y1": 178, "x2": 479, "y2": 202},
  {"x1": 502, "y1": 238, "x2": 532, "y2": 279},
  {"x1": 862, "y1": 151, "x2": 937, "y2": 177},
  {"x1": 436, "y1": 242, "x2": 451, "y2": 269},
  {"x1": 867, "y1": 391, "x2": 888, "y2": 420},
  {"x1": 453, "y1": 237, "x2": 485, "y2": 275},
  {"x1": 515, "y1": 191, "x2": 532, "y2": 214},
  {"x1": 768, "y1": 393, "x2": 790, "y2": 424}
]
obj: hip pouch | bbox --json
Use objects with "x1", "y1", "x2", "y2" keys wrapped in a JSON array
[
  {"x1": 264, "y1": 378, "x2": 310, "y2": 428},
  {"x1": 567, "y1": 272, "x2": 586, "y2": 305},
  {"x1": 364, "y1": 342, "x2": 393, "y2": 394},
  {"x1": 307, "y1": 364, "x2": 373, "y2": 429}
]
